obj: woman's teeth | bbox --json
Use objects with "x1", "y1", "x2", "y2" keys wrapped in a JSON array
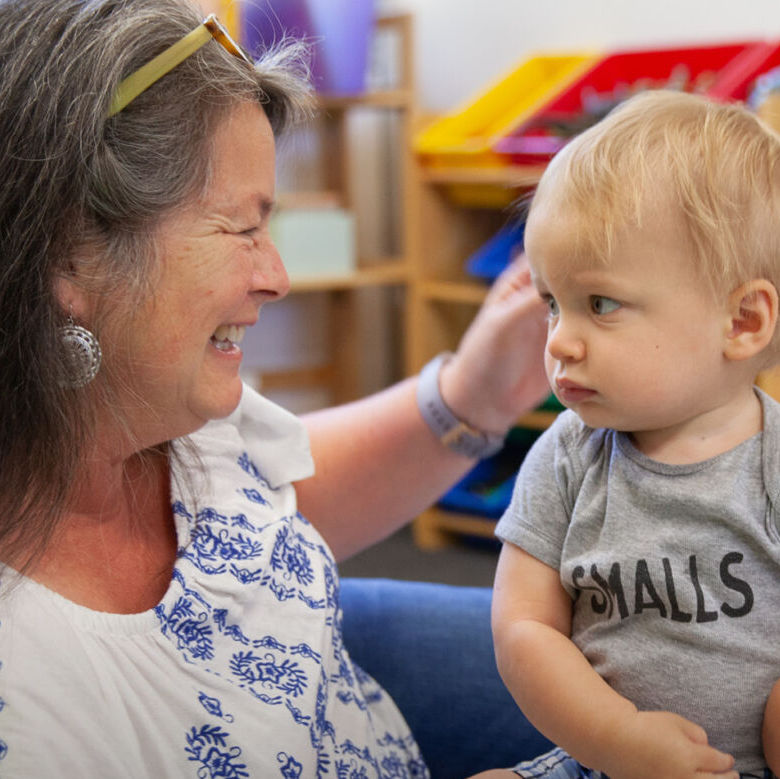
[{"x1": 210, "y1": 325, "x2": 246, "y2": 351}]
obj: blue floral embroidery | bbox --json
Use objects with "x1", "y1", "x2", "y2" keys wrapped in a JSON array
[
  {"x1": 297, "y1": 591, "x2": 326, "y2": 610},
  {"x1": 276, "y1": 752, "x2": 303, "y2": 778},
  {"x1": 271, "y1": 526, "x2": 315, "y2": 586},
  {"x1": 290, "y1": 643, "x2": 321, "y2": 663},
  {"x1": 0, "y1": 739, "x2": 7, "y2": 761},
  {"x1": 155, "y1": 597, "x2": 214, "y2": 661},
  {"x1": 284, "y1": 699, "x2": 311, "y2": 726},
  {"x1": 197, "y1": 507, "x2": 229, "y2": 525},
  {"x1": 184, "y1": 725, "x2": 248, "y2": 778},
  {"x1": 241, "y1": 487, "x2": 269, "y2": 506},
  {"x1": 172, "y1": 500, "x2": 193, "y2": 519},
  {"x1": 237, "y1": 451, "x2": 273, "y2": 490},
  {"x1": 228, "y1": 564, "x2": 266, "y2": 585},
  {"x1": 230, "y1": 513, "x2": 256, "y2": 533},
  {"x1": 198, "y1": 692, "x2": 234, "y2": 723},
  {"x1": 171, "y1": 568, "x2": 211, "y2": 611},
  {"x1": 213, "y1": 609, "x2": 253, "y2": 646},
  {"x1": 183, "y1": 522, "x2": 264, "y2": 577},
  {"x1": 229, "y1": 651, "x2": 308, "y2": 697},
  {"x1": 335, "y1": 760, "x2": 370, "y2": 779},
  {"x1": 159, "y1": 436, "x2": 428, "y2": 777},
  {"x1": 313, "y1": 679, "x2": 337, "y2": 747},
  {"x1": 255, "y1": 635, "x2": 287, "y2": 651},
  {"x1": 270, "y1": 580, "x2": 298, "y2": 602},
  {"x1": 336, "y1": 690, "x2": 368, "y2": 711}
]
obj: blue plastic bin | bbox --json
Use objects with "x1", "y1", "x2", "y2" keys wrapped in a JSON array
[
  {"x1": 438, "y1": 427, "x2": 542, "y2": 519},
  {"x1": 465, "y1": 221, "x2": 526, "y2": 282}
]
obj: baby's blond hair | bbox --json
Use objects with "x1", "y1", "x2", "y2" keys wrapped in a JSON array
[{"x1": 531, "y1": 89, "x2": 780, "y2": 303}]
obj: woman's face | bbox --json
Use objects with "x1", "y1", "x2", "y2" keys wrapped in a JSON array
[{"x1": 107, "y1": 101, "x2": 289, "y2": 448}]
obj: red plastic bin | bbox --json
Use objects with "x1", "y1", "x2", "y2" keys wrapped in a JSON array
[
  {"x1": 494, "y1": 42, "x2": 764, "y2": 165},
  {"x1": 708, "y1": 40, "x2": 780, "y2": 102}
]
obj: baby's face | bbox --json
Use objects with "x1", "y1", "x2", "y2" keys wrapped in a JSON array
[{"x1": 524, "y1": 189, "x2": 733, "y2": 455}]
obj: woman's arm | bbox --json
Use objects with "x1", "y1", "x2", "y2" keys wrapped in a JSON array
[
  {"x1": 296, "y1": 259, "x2": 550, "y2": 561},
  {"x1": 491, "y1": 542, "x2": 738, "y2": 779}
]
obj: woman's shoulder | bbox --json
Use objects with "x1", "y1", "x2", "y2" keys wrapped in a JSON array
[{"x1": 189, "y1": 383, "x2": 314, "y2": 488}]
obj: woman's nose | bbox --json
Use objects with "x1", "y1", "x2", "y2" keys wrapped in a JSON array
[
  {"x1": 546, "y1": 316, "x2": 585, "y2": 362},
  {"x1": 253, "y1": 240, "x2": 290, "y2": 300}
]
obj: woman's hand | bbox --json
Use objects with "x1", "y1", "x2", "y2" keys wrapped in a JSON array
[
  {"x1": 601, "y1": 710, "x2": 737, "y2": 779},
  {"x1": 439, "y1": 255, "x2": 549, "y2": 436}
]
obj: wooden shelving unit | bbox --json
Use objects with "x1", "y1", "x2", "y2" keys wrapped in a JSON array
[
  {"x1": 255, "y1": 14, "x2": 418, "y2": 407},
  {"x1": 407, "y1": 157, "x2": 552, "y2": 548}
]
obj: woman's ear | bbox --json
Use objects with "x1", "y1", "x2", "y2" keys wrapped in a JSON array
[
  {"x1": 723, "y1": 279, "x2": 779, "y2": 361},
  {"x1": 53, "y1": 272, "x2": 91, "y2": 321}
]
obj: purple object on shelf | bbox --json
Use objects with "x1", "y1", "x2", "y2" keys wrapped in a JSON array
[{"x1": 241, "y1": 0, "x2": 376, "y2": 95}]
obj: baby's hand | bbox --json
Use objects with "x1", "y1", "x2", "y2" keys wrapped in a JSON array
[
  {"x1": 762, "y1": 678, "x2": 780, "y2": 775},
  {"x1": 601, "y1": 710, "x2": 738, "y2": 779}
]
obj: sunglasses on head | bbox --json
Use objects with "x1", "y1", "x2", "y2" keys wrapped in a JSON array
[{"x1": 108, "y1": 14, "x2": 252, "y2": 117}]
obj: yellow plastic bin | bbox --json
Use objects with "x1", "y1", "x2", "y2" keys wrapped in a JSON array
[{"x1": 414, "y1": 52, "x2": 599, "y2": 170}]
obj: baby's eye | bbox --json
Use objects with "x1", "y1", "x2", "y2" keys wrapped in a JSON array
[
  {"x1": 590, "y1": 295, "x2": 620, "y2": 315},
  {"x1": 543, "y1": 295, "x2": 559, "y2": 317}
]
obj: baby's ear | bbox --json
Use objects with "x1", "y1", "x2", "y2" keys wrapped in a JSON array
[{"x1": 723, "y1": 279, "x2": 778, "y2": 361}]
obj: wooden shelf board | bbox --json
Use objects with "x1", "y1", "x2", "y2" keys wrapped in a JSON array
[
  {"x1": 413, "y1": 507, "x2": 498, "y2": 549},
  {"x1": 517, "y1": 409, "x2": 560, "y2": 430},
  {"x1": 256, "y1": 364, "x2": 335, "y2": 391},
  {"x1": 419, "y1": 279, "x2": 488, "y2": 305},
  {"x1": 428, "y1": 509, "x2": 497, "y2": 538},
  {"x1": 319, "y1": 88, "x2": 414, "y2": 112},
  {"x1": 289, "y1": 261, "x2": 410, "y2": 293},
  {"x1": 420, "y1": 164, "x2": 546, "y2": 188}
]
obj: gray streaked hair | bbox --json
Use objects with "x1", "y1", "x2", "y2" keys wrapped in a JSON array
[{"x1": 0, "y1": 0, "x2": 313, "y2": 572}]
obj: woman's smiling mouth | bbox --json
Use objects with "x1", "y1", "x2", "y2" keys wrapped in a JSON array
[{"x1": 210, "y1": 324, "x2": 246, "y2": 352}]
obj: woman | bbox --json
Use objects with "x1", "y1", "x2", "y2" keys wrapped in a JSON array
[{"x1": 0, "y1": 0, "x2": 549, "y2": 775}]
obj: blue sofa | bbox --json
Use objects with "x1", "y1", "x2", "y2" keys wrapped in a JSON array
[{"x1": 340, "y1": 578, "x2": 553, "y2": 778}]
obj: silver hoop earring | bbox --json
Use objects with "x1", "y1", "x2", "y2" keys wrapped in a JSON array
[{"x1": 59, "y1": 315, "x2": 102, "y2": 388}]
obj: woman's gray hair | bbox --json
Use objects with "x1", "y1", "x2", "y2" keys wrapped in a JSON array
[{"x1": 0, "y1": 0, "x2": 313, "y2": 572}]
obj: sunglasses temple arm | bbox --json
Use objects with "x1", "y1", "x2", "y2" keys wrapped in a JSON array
[{"x1": 108, "y1": 23, "x2": 213, "y2": 117}]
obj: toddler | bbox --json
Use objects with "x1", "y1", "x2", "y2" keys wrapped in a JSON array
[{"x1": 492, "y1": 90, "x2": 780, "y2": 779}]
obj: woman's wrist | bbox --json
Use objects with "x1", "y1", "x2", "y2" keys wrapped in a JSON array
[{"x1": 416, "y1": 352, "x2": 508, "y2": 459}]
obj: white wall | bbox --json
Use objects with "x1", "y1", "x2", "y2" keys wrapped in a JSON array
[{"x1": 378, "y1": 0, "x2": 780, "y2": 112}]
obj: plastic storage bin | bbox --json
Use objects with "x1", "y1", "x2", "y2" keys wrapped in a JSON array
[
  {"x1": 493, "y1": 42, "x2": 762, "y2": 165},
  {"x1": 240, "y1": 0, "x2": 376, "y2": 94},
  {"x1": 465, "y1": 221, "x2": 525, "y2": 282},
  {"x1": 414, "y1": 52, "x2": 598, "y2": 169},
  {"x1": 270, "y1": 207, "x2": 355, "y2": 278},
  {"x1": 710, "y1": 40, "x2": 780, "y2": 102},
  {"x1": 437, "y1": 427, "x2": 543, "y2": 520}
]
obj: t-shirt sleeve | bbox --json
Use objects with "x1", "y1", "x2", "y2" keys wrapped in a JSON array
[{"x1": 495, "y1": 411, "x2": 583, "y2": 570}]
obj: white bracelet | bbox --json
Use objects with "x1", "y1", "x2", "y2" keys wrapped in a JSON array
[{"x1": 416, "y1": 352, "x2": 507, "y2": 459}]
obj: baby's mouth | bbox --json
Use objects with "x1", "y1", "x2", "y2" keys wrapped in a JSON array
[{"x1": 210, "y1": 324, "x2": 246, "y2": 352}]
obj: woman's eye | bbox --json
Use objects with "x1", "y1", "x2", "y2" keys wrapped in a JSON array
[{"x1": 591, "y1": 295, "x2": 620, "y2": 315}]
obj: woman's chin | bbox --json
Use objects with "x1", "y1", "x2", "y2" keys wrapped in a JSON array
[{"x1": 188, "y1": 378, "x2": 245, "y2": 431}]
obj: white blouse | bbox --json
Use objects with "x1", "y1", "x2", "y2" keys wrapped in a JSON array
[{"x1": 0, "y1": 385, "x2": 426, "y2": 778}]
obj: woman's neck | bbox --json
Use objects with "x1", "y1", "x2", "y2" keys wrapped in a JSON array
[{"x1": 25, "y1": 449, "x2": 177, "y2": 614}]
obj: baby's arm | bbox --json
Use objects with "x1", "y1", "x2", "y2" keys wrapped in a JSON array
[
  {"x1": 491, "y1": 542, "x2": 738, "y2": 779},
  {"x1": 762, "y1": 678, "x2": 780, "y2": 774}
]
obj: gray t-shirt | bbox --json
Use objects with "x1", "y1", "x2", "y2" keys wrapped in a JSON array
[{"x1": 496, "y1": 389, "x2": 780, "y2": 775}]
